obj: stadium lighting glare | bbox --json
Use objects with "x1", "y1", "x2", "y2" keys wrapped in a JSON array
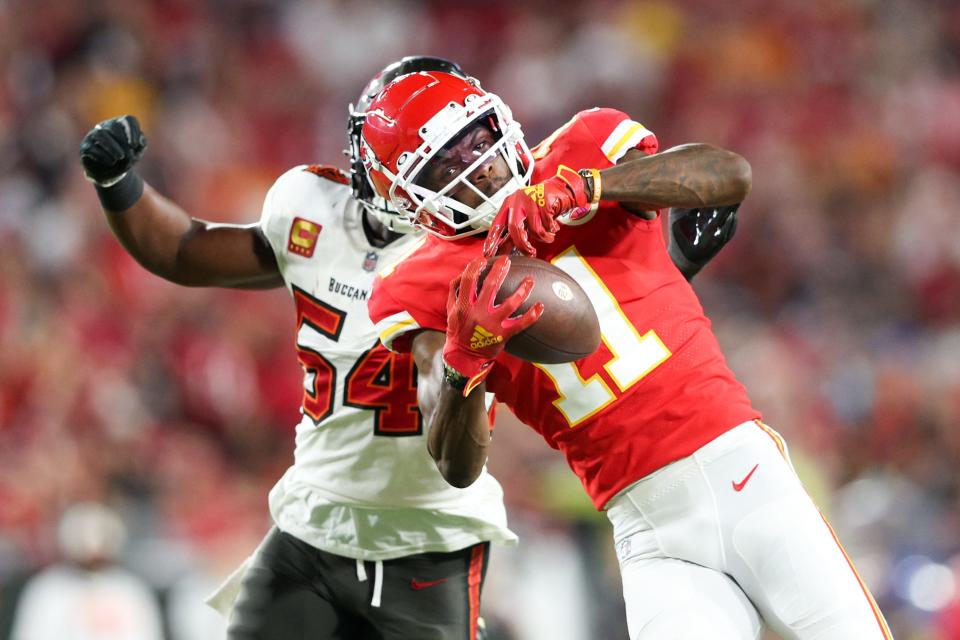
[{"x1": 904, "y1": 558, "x2": 956, "y2": 612}]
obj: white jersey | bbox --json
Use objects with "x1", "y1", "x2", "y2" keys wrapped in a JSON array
[{"x1": 259, "y1": 165, "x2": 516, "y2": 560}]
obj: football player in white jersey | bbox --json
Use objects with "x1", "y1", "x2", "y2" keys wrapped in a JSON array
[
  {"x1": 79, "y1": 56, "x2": 739, "y2": 639},
  {"x1": 79, "y1": 57, "x2": 518, "y2": 640}
]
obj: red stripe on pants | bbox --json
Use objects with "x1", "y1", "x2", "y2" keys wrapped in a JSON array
[{"x1": 467, "y1": 545, "x2": 484, "y2": 639}]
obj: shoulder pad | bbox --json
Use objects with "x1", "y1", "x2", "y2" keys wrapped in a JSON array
[
  {"x1": 576, "y1": 108, "x2": 658, "y2": 162},
  {"x1": 303, "y1": 164, "x2": 350, "y2": 185}
]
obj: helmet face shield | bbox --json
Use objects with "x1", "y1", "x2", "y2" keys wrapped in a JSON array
[
  {"x1": 398, "y1": 104, "x2": 532, "y2": 237},
  {"x1": 361, "y1": 73, "x2": 534, "y2": 240},
  {"x1": 413, "y1": 120, "x2": 513, "y2": 225}
]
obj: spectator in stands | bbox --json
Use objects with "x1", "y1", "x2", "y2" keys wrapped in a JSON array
[{"x1": 10, "y1": 503, "x2": 164, "y2": 640}]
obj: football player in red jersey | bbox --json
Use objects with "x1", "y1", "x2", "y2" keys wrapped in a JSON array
[
  {"x1": 365, "y1": 72, "x2": 894, "y2": 639},
  {"x1": 78, "y1": 55, "x2": 736, "y2": 639}
]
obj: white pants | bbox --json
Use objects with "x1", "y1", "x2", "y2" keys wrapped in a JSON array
[{"x1": 606, "y1": 421, "x2": 893, "y2": 640}]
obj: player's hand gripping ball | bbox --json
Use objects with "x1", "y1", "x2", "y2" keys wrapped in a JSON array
[
  {"x1": 443, "y1": 256, "x2": 544, "y2": 390},
  {"x1": 443, "y1": 255, "x2": 600, "y2": 394},
  {"x1": 488, "y1": 255, "x2": 600, "y2": 364}
]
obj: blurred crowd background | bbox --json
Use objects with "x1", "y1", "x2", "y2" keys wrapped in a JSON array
[{"x1": 1, "y1": 0, "x2": 960, "y2": 638}]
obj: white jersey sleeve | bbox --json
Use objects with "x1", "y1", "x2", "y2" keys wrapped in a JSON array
[
  {"x1": 258, "y1": 169, "x2": 289, "y2": 270},
  {"x1": 259, "y1": 164, "x2": 336, "y2": 276}
]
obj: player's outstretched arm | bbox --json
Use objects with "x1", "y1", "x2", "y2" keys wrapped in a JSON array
[
  {"x1": 80, "y1": 115, "x2": 282, "y2": 289},
  {"x1": 412, "y1": 330, "x2": 492, "y2": 488},
  {"x1": 597, "y1": 144, "x2": 750, "y2": 213},
  {"x1": 484, "y1": 145, "x2": 750, "y2": 256}
]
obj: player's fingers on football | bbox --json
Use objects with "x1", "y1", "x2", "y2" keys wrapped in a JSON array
[
  {"x1": 481, "y1": 255, "x2": 512, "y2": 306},
  {"x1": 462, "y1": 257, "x2": 487, "y2": 304},
  {"x1": 505, "y1": 301, "x2": 544, "y2": 333},
  {"x1": 447, "y1": 275, "x2": 462, "y2": 311},
  {"x1": 453, "y1": 277, "x2": 472, "y2": 310},
  {"x1": 499, "y1": 275, "x2": 535, "y2": 316}
]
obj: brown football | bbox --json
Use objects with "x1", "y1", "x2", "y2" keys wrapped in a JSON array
[{"x1": 488, "y1": 255, "x2": 601, "y2": 364}]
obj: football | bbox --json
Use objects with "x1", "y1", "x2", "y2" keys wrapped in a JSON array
[{"x1": 491, "y1": 255, "x2": 601, "y2": 364}]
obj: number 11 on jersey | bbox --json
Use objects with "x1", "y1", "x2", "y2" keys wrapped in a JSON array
[{"x1": 535, "y1": 246, "x2": 672, "y2": 427}]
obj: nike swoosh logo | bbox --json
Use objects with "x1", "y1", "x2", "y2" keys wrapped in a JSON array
[
  {"x1": 732, "y1": 464, "x2": 760, "y2": 492},
  {"x1": 411, "y1": 578, "x2": 448, "y2": 590}
]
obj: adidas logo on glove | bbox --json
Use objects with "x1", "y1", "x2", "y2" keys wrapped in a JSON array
[
  {"x1": 522, "y1": 183, "x2": 546, "y2": 207},
  {"x1": 470, "y1": 325, "x2": 504, "y2": 350}
]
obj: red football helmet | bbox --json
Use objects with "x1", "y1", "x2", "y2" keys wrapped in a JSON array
[
  {"x1": 360, "y1": 71, "x2": 534, "y2": 239},
  {"x1": 347, "y1": 56, "x2": 468, "y2": 234}
]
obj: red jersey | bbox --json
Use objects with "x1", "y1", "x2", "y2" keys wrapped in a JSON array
[{"x1": 369, "y1": 108, "x2": 760, "y2": 509}]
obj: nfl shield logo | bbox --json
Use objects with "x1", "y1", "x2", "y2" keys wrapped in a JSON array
[{"x1": 362, "y1": 251, "x2": 379, "y2": 272}]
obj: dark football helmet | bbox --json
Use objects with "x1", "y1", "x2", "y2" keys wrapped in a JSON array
[{"x1": 347, "y1": 56, "x2": 468, "y2": 232}]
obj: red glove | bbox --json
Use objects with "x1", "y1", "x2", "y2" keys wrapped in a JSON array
[
  {"x1": 483, "y1": 165, "x2": 600, "y2": 257},
  {"x1": 443, "y1": 256, "x2": 544, "y2": 395}
]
